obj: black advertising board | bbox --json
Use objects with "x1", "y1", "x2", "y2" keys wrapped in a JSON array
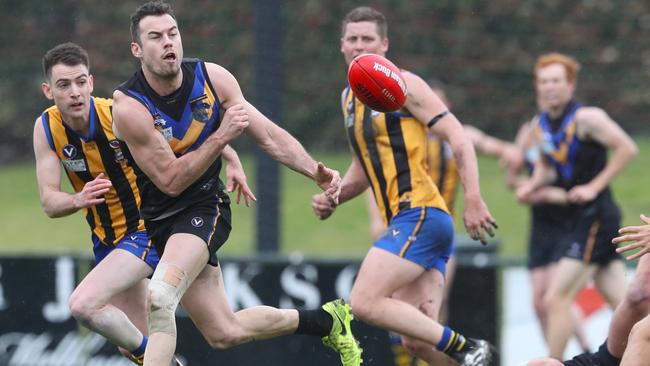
[{"x1": 0, "y1": 253, "x2": 497, "y2": 366}]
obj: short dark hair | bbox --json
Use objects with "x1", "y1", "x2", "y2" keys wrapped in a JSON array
[
  {"x1": 130, "y1": 1, "x2": 176, "y2": 43},
  {"x1": 42, "y1": 42, "x2": 89, "y2": 81},
  {"x1": 341, "y1": 6, "x2": 387, "y2": 39}
]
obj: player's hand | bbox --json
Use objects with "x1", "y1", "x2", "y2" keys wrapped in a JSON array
[
  {"x1": 216, "y1": 104, "x2": 249, "y2": 144},
  {"x1": 463, "y1": 195, "x2": 498, "y2": 245},
  {"x1": 613, "y1": 214, "x2": 650, "y2": 260},
  {"x1": 314, "y1": 162, "x2": 341, "y2": 204},
  {"x1": 74, "y1": 173, "x2": 112, "y2": 208},
  {"x1": 311, "y1": 192, "x2": 337, "y2": 220},
  {"x1": 567, "y1": 184, "x2": 598, "y2": 205},
  {"x1": 225, "y1": 159, "x2": 256, "y2": 207}
]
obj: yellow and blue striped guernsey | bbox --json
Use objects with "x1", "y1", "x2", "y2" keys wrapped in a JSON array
[
  {"x1": 342, "y1": 86, "x2": 449, "y2": 226},
  {"x1": 40, "y1": 97, "x2": 145, "y2": 246},
  {"x1": 426, "y1": 137, "x2": 459, "y2": 215}
]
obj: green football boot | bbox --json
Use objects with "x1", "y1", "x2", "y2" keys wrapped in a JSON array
[{"x1": 321, "y1": 299, "x2": 363, "y2": 366}]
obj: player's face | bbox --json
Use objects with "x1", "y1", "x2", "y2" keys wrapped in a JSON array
[
  {"x1": 132, "y1": 14, "x2": 183, "y2": 79},
  {"x1": 340, "y1": 21, "x2": 388, "y2": 65},
  {"x1": 41, "y1": 63, "x2": 93, "y2": 122},
  {"x1": 535, "y1": 63, "x2": 575, "y2": 111}
]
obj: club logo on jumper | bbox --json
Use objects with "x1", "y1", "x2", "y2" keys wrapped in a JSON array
[
  {"x1": 62, "y1": 144, "x2": 77, "y2": 159},
  {"x1": 108, "y1": 139, "x2": 125, "y2": 162},
  {"x1": 153, "y1": 113, "x2": 174, "y2": 141},
  {"x1": 391, "y1": 229, "x2": 400, "y2": 237},
  {"x1": 153, "y1": 114, "x2": 167, "y2": 128},
  {"x1": 190, "y1": 94, "x2": 211, "y2": 122},
  {"x1": 191, "y1": 217, "x2": 204, "y2": 227},
  {"x1": 61, "y1": 144, "x2": 87, "y2": 172}
]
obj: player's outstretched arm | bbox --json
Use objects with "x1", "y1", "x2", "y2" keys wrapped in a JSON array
[
  {"x1": 204, "y1": 62, "x2": 341, "y2": 202},
  {"x1": 464, "y1": 124, "x2": 526, "y2": 189},
  {"x1": 33, "y1": 118, "x2": 112, "y2": 217},
  {"x1": 222, "y1": 145, "x2": 256, "y2": 206},
  {"x1": 504, "y1": 121, "x2": 537, "y2": 189},
  {"x1": 465, "y1": 125, "x2": 517, "y2": 159},
  {"x1": 112, "y1": 90, "x2": 247, "y2": 197}
]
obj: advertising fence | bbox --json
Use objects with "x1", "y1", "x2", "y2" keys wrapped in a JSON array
[{"x1": 0, "y1": 247, "x2": 498, "y2": 366}]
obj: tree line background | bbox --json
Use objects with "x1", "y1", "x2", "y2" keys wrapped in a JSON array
[{"x1": 1, "y1": 0, "x2": 649, "y2": 164}]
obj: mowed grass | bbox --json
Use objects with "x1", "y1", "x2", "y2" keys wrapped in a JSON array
[{"x1": 3, "y1": 137, "x2": 650, "y2": 259}]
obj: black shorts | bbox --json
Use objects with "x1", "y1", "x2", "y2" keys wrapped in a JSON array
[
  {"x1": 557, "y1": 200, "x2": 622, "y2": 265},
  {"x1": 527, "y1": 205, "x2": 573, "y2": 269},
  {"x1": 145, "y1": 194, "x2": 232, "y2": 266}
]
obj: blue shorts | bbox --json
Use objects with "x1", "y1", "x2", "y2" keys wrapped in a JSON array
[
  {"x1": 374, "y1": 207, "x2": 454, "y2": 273},
  {"x1": 92, "y1": 231, "x2": 160, "y2": 269}
]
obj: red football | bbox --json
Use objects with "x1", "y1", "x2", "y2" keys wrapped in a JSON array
[{"x1": 347, "y1": 54, "x2": 408, "y2": 113}]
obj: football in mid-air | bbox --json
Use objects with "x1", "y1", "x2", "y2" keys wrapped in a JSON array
[{"x1": 347, "y1": 53, "x2": 408, "y2": 113}]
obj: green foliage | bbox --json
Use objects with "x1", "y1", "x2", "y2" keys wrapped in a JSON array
[
  {"x1": 4, "y1": 139, "x2": 650, "y2": 259},
  {"x1": 1, "y1": 1, "x2": 650, "y2": 162}
]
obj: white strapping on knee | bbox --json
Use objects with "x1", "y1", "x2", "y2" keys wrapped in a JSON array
[{"x1": 148, "y1": 262, "x2": 191, "y2": 336}]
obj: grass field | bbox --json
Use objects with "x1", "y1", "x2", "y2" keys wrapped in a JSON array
[{"x1": 3, "y1": 138, "x2": 650, "y2": 259}]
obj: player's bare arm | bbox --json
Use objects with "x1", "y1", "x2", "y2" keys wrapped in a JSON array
[
  {"x1": 312, "y1": 155, "x2": 368, "y2": 220},
  {"x1": 222, "y1": 145, "x2": 256, "y2": 206},
  {"x1": 205, "y1": 62, "x2": 341, "y2": 201},
  {"x1": 402, "y1": 72, "x2": 497, "y2": 243},
  {"x1": 521, "y1": 186, "x2": 569, "y2": 206},
  {"x1": 338, "y1": 155, "x2": 370, "y2": 205},
  {"x1": 568, "y1": 107, "x2": 638, "y2": 204},
  {"x1": 402, "y1": 72, "x2": 480, "y2": 198},
  {"x1": 504, "y1": 121, "x2": 535, "y2": 188},
  {"x1": 515, "y1": 158, "x2": 557, "y2": 201},
  {"x1": 33, "y1": 117, "x2": 112, "y2": 217},
  {"x1": 464, "y1": 125, "x2": 516, "y2": 159},
  {"x1": 112, "y1": 89, "x2": 248, "y2": 197}
]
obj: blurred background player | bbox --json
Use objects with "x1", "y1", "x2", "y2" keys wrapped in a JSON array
[
  {"x1": 112, "y1": 2, "x2": 360, "y2": 365},
  {"x1": 506, "y1": 100, "x2": 595, "y2": 354},
  {"x1": 34, "y1": 41, "x2": 248, "y2": 365},
  {"x1": 516, "y1": 52, "x2": 637, "y2": 359},
  {"x1": 313, "y1": 6, "x2": 497, "y2": 365}
]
